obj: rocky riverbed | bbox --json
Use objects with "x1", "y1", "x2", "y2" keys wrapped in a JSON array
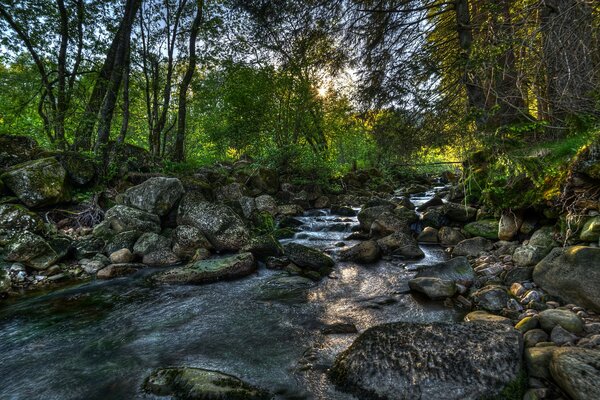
[{"x1": 1, "y1": 139, "x2": 599, "y2": 399}]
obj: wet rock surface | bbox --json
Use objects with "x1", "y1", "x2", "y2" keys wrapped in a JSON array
[{"x1": 330, "y1": 321, "x2": 523, "y2": 400}]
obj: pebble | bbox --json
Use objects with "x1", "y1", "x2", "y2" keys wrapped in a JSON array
[
  {"x1": 507, "y1": 298, "x2": 523, "y2": 312},
  {"x1": 510, "y1": 282, "x2": 526, "y2": 297},
  {"x1": 546, "y1": 301, "x2": 560, "y2": 308},
  {"x1": 521, "y1": 290, "x2": 542, "y2": 305}
]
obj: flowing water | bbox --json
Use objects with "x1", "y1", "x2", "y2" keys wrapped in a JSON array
[{"x1": 0, "y1": 190, "x2": 462, "y2": 400}]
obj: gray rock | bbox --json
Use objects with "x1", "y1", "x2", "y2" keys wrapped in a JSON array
[
  {"x1": 241, "y1": 235, "x2": 284, "y2": 260},
  {"x1": 171, "y1": 225, "x2": 212, "y2": 259},
  {"x1": 255, "y1": 194, "x2": 278, "y2": 216},
  {"x1": 0, "y1": 204, "x2": 44, "y2": 233},
  {"x1": 0, "y1": 268, "x2": 11, "y2": 294},
  {"x1": 178, "y1": 197, "x2": 249, "y2": 251},
  {"x1": 109, "y1": 248, "x2": 134, "y2": 264},
  {"x1": 416, "y1": 195, "x2": 443, "y2": 212},
  {"x1": 524, "y1": 329, "x2": 549, "y2": 348},
  {"x1": 408, "y1": 277, "x2": 457, "y2": 300},
  {"x1": 239, "y1": 196, "x2": 257, "y2": 218},
  {"x1": 443, "y1": 202, "x2": 477, "y2": 222},
  {"x1": 142, "y1": 249, "x2": 180, "y2": 267},
  {"x1": 330, "y1": 321, "x2": 523, "y2": 400},
  {"x1": 283, "y1": 243, "x2": 334, "y2": 276},
  {"x1": 534, "y1": 246, "x2": 600, "y2": 312},
  {"x1": 369, "y1": 211, "x2": 411, "y2": 237},
  {"x1": 339, "y1": 240, "x2": 381, "y2": 263},
  {"x1": 0, "y1": 157, "x2": 71, "y2": 208},
  {"x1": 104, "y1": 230, "x2": 142, "y2": 255},
  {"x1": 254, "y1": 274, "x2": 315, "y2": 303},
  {"x1": 357, "y1": 205, "x2": 394, "y2": 231},
  {"x1": 377, "y1": 231, "x2": 424, "y2": 259},
  {"x1": 73, "y1": 236, "x2": 106, "y2": 259},
  {"x1": 4, "y1": 231, "x2": 58, "y2": 270},
  {"x1": 122, "y1": 177, "x2": 184, "y2": 216},
  {"x1": 452, "y1": 237, "x2": 493, "y2": 257},
  {"x1": 143, "y1": 367, "x2": 269, "y2": 400},
  {"x1": 472, "y1": 285, "x2": 509, "y2": 312},
  {"x1": 104, "y1": 205, "x2": 160, "y2": 234},
  {"x1": 550, "y1": 348, "x2": 600, "y2": 400},
  {"x1": 133, "y1": 232, "x2": 171, "y2": 256},
  {"x1": 438, "y1": 226, "x2": 466, "y2": 245},
  {"x1": 422, "y1": 208, "x2": 448, "y2": 229},
  {"x1": 538, "y1": 309, "x2": 584, "y2": 333},
  {"x1": 152, "y1": 253, "x2": 256, "y2": 284},
  {"x1": 550, "y1": 325, "x2": 578, "y2": 345},
  {"x1": 513, "y1": 226, "x2": 557, "y2": 267},
  {"x1": 416, "y1": 256, "x2": 475, "y2": 282}
]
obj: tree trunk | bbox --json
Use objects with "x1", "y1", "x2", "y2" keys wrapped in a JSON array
[
  {"x1": 55, "y1": 0, "x2": 69, "y2": 149},
  {"x1": 73, "y1": 0, "x2": 140, "y2": 151},
  {"x1": 173, "y1": 0, "x2": 204, "y2": 162},
  {"x1": 94, "y1": 0, "x2": 142, "y2": 156},
  {"x1": 541, "y1": 0, "x2": 597, "y2": 130},
  {"x1": 455, "y1": 0, "x2": 488, "y2": 129}
]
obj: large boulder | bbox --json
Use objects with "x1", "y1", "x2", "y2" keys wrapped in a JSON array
[
  {"x1": 370, "y1": 211, "x2": 411, "y2": 237},
  {"x1": 4, "y1": 231, "x2": 58, "y2": 270},
  {"x1": 533, "y1": 246, "x2": 600, "y2": 312},
  {"x1": 255, "y1": 194, "x2": 278, "y2": 216},
  {"x1": 1, "y1": 157, "x2": 71, "y2": 208},
  {"x1": 143, "y1": 367, "x2": 269, "y2": 400},
  {"x1": 152, "y1": 253, "x2": 256, "y2": 285},
  {"x1": 254, "y1": 274, "x2": 316, "y2": 303},
  {"x1": 377, "y1": 231, "x2": 424, "y2": 259},
  {"x1": 177, "y1": 196, "x2": 250, "y2": 252},
  {"x1": 330, "y1": 321, "x2": 523, "y2": 400},
  {"x1": 452, "y1": 237, "x2": 493, "y2": 257},
  {"x1": 471, "y1": 285, "x2": 509, "y2": 312},
  {"x1": 339, "y1": 240, "x2": 381, "y2": 264},
  {"x1": 283, "y1": 243, "x2": 334, "y2": 276},
  {"x1": 241, "y1": 235, "x2": 284, "y2": 260},
  {"x1": 122, "y1": 177, "x2": 184, "y2": 216},
  {"x1": 171, "y1": 225, "x2": 212, "y2": 259},
  {"x1": 513, "y1": 226, "x2": 557, "y2": 267},
  {"x1": 133, "y1": 232, "x2": 171, "y2": 256},
  {"x1": 104, "y1": 205, "x2": 161, "y2": 234},
  {"x1": 56, "y1": 151, "x2": 97, "y2": 187},
  {"x1": 443, "y1": 202, "x2": 477, "y2": 222},
  {"x1": 438, "y1": 226, "x2": 466, "y2": 246},
  {"x1": 357, "y1": 205, "x2": 394, "y2": 231},
  {"x1": 550, "y1": 348, "x2": 600, "y2": 400},
  {"x1": 0, "y1": 204, "x2": 44, "y2": 233}
]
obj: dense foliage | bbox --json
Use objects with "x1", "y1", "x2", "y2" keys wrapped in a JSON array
[{"x1": 0, "y1": 0, "x2": 598, "y2": 188}]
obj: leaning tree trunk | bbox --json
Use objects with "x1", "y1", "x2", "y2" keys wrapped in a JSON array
[
  {"x1": 173, "y1": 0, "x2": 204, "y2": 162},
  {"x1": 73, "y1": 0, "x2": 141, "y2": 151}
]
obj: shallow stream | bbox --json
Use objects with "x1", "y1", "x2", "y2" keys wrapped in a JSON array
[{"x1": 0, "y1": 190, "x2": 462, "y2": 399}]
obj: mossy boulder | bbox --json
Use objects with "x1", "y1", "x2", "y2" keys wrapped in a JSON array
[
  {"x1": 56, "y1": 151, "x2": 97, "y2": 187},
  {"x1": 123, "y1": 177, "x2": 184, "y2": 216},
  {"x1": 171, "y1": 225, "x2": 213, "y2": 260},
  {"x1": 178, "y1": 196, "x2": 250, "y2": 252},
  {"x1": 533, "y1": 246, "x2": 600, "y2": 312},
  {"x1": 4, "y1": 231, "x2": 59, "y2": 270},
  {"x1": 241, "y1": 234, "x2": 284, "y2": 261},
  {"x1": 152, "y1": 253, "x2": 256, "y2": 285},
  {"x1": 377, "y1": 231, "x2": 424, "y2": 259},
  {"x1": 283, "y1": 243, "x2": 334, "y2": 276},
  {"x1": 464, "y1": 219, "x2": 499, "y2": 240},
  {"x1": 104, "y1": 205, "x2": 161, "y2": 234},
  {"x1": 357, "y1": 205, "x2": 394, "y2": 231},
  {"x1": 254, "y1": 274, "x2": 316, "y2": 303},
  {"x1": 1, "y1": 157, "x2": 71, "y2": 208},
  {"x1": 0, "y1": 204, "x2": 44, "y2": 233},
  {"x1": 143, "y1": 367, "x2": 269, "y2": 400},
  {"x1": 580, "y1": 216, "x2": 600, "y2": 242}
]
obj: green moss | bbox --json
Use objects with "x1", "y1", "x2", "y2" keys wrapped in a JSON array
[{"x1": 481, "y1": 369, "x2": 528, "y2": 400}]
